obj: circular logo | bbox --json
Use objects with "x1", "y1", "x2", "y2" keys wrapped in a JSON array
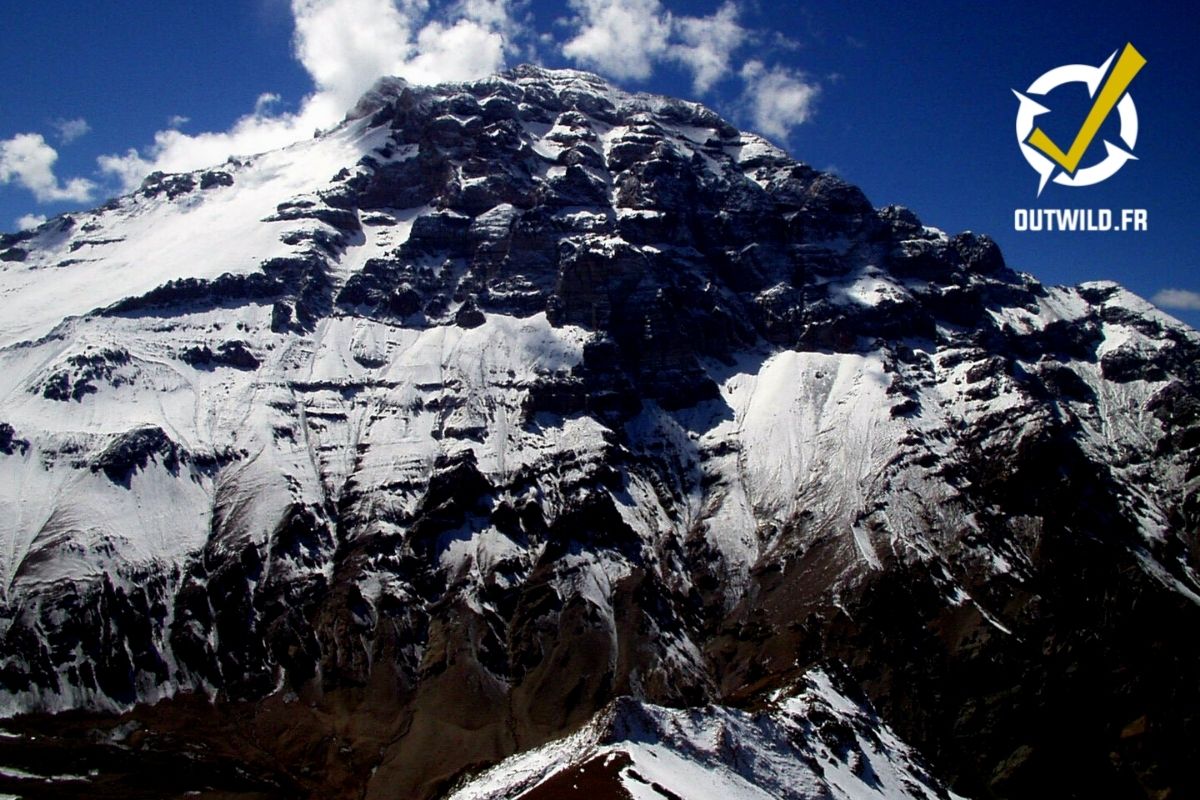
[{"x1": 1013, "y1": 45, "x2": 1143, "y2": 195}]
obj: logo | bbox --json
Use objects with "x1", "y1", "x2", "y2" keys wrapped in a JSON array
[{"x1": 1013, "y1": 43, "x2": 1145, "y2": 195}]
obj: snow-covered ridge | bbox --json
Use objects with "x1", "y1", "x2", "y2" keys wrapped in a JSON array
[{"x1": 449, "y1": 667, "x2": 962, "y2": 800}]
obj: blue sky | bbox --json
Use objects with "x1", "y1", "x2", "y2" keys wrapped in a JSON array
[{"x1": 2, "y1": 0, "x2": 1197, "y2": 326}]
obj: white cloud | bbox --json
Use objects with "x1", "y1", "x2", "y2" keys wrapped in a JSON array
[
  {"x1": 290, "y1": 0, "x2": 423, "y2": 116},
  {"x1": 668, "y1": 2, "x2": 745, "y2": 92},
  {"x1": 290, "y1": 0, "x2": 509, "y2": 112},
  {"x1": 395, "y1": 17, "x2": 508, "y2": 87},
  {"x1": 457, "y1": 0, "x2": 523, "y2": 39},
  {"x1": 561, "y1": 0, "x2": 672, "y2": 81},
  {"x1": 738, "y1": 59, "x2": 819, "y2": 141},
  {"x1": 16, "y1": 213, "x2": 47, "y2": 231},
  {"x1": 53, "y1": 118, "x2": 91, "y2": 144},
  {"x1": 253, "y1": 92, "x2": 283, "y2": 116},
  {"x1": 98, "y1": 0, "x2": 518, "y2": 191},
  {"x1": 561, "y1": 0, "x2": 748, "y2": 92},
  {"x1": 0, "y1": 133, "x2": 95, "y2": 203},
  {"x1": 99, "y1": 110, "x2": 327, "y2": 191},
  {"x1": 559, "y1": 1, "x2": 823, "y2": 140},
  {"x1": 166, "y1": 114, "x2": 190, "y2": 128},
  {"x1": 1152, "y1": 288, "x2": 1200, "y2": 312},
  {"x1": 97, "y1": 148, "x2": 154, "y2": 190}
]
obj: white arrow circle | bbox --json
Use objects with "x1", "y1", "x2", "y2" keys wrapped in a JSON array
[{"x1": 1014, "y1": 52, "x2": 1138, "y2": 194}]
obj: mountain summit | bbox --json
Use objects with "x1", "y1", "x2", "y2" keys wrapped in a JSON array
[{"x1": 0, "y1": 66, "x2": 1197, "y2": 799}]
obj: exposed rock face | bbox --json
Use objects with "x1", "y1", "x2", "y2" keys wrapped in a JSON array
[{"x1": 0, "y1": 66, "x2": 1197, "y2": 799}]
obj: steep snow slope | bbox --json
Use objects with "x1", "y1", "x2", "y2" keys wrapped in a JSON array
[{"x1": 0, "y1": 121, "x2": 390, "y2": 350}]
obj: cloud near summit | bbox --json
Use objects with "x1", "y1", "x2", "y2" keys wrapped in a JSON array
[
  {"x1": 97, "y1": 0, "x2": 517, "y2": 189},
  {"x1": 31, "y1": 0, "x2": 820, "y2": 199},
  {"x1": 561, "y1": 0, "x2": 748, "y2": 93}
]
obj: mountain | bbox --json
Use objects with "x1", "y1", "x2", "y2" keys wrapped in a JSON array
[{"x1": 0, "y1": 65, "x2": 1197, "y2": 799}]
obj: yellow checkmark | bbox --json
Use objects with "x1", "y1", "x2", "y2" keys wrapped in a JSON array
[{"x1": 1027, "y1": 42, "x2": 1145, "y2": 175}]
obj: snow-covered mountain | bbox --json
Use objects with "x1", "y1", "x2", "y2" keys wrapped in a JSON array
[{"x1": 0, "y1": 65, "x2": 1197, "y2": 799}]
